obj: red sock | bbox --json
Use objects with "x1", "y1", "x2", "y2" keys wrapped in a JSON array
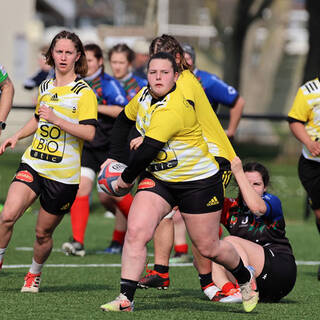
[
  {"x1": 70, "y1": 195, "x2": 90, "y2": 245},
  {"x1": 116, "y1": 193, "x2": 133, "y2": 218},
  {"x1": 222, "y1": 281, "x2": 236, "y2": 293},
  {"x1": 112, "y1": 230, "x2": 126, "y2": 245},
  {"x1": 174, "y1": 244, "x2": 188, "y2": 254},
  {"x1": 219, "y1": 225, "x2": 223, "y2": 238}
]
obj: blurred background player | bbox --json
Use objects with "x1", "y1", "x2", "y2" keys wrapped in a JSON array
[
  {"x1": 102, "y1": 43, "x2": 147, "y2": 254},
  {"x1": 0, "y1": 64, "x2": 14, "y2": 138},
  {"x1": 62, "y1": 43, "x2": 129, "y2": 256},
  {"x1": 287, "y1": 78, "x2": 320, "y2": 280},
  {"x1": 131, "y1": 39, "x2": 150, "y2": 80},
  {"x1": 108, "y1": 43, "x2": 147, "y2": 101},
  {"x1": 23, "y1": 45, "x2": 54, "y2": 90}
]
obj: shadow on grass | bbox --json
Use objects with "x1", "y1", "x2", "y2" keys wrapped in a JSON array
[{"x1": 2, "y1": 283, "x2": 109, "y2": 293}]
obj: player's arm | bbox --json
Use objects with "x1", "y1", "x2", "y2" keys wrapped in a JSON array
[
  {"x1": 227, "y1": 95, "x2": 244, "y2": 139},
  {"x1": 0, "y1": 76, "x2": 14, "y2": 124},
  {"x1": 231, "y1": 156, "x2": 267, "y2": 216},
  {"x1": 98, "y1": 104, "x2": 123, "y2": 118},
  {"x1": 38, "y1": 105, "x2": 96, "y2": 142},
  {"x1": 0, "y1": 116, "x2": 38, "y2": 154},
  {"x1": 120, "y1": 136, "x2": 165, "y2": 184},
  {"x1": 288, "y1": 120, "x2": 320, "y2": 157}
]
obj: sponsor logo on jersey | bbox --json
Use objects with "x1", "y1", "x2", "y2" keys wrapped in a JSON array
[
  {"x1": 138, "y1": 178, "x2": 155, "y2": 189},
  {"x1": 241, "y1": 216, "x2": 249, "y2": 225},
  {"x1": 60, "y1": 203, "x2": 70, "y2": 211},
  {"x1": 230, "y1": 215, "x2": 238, "y2": 227},
  {"x1": 15, "y1": 170, "x2": 34, "y2": 183},
  {"x1": 50, "y1": 93, "x2": 59, "y2": 101},
  {"x1": 206, "y1": 196, "x2": 219, "y2": 206}
]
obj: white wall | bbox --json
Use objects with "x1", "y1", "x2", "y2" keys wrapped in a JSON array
[{"x1": 0, "y1": 0, "x2": 41, "y2": 107}]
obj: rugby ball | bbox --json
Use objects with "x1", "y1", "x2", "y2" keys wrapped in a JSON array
[{"x1": 98, "y1": 161, "x2": 131, "y2": 197}]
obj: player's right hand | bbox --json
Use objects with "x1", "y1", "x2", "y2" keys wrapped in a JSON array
[
  {"x1": 306, "y1": 140, "x2": 320, "y2": 157},
  {"x1": 0, "y1": 136, "x2": 18, "y2": 155}
]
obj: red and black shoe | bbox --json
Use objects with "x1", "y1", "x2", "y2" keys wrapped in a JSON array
[{"x1": 138, "y1": 268, "x2": 170, "y2": 290}]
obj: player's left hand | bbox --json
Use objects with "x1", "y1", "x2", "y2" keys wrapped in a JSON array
[{"x1": 130, "y1": 136, "x2": 143, "y2": 150}]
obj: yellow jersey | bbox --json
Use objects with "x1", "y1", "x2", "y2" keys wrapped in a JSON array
[
  {"x1": 22, "y1": 78, "x2": 98, "y2": 184},
  {"x1": 177, "y1": 70, "x2": 236, "y2": 162},
  {"x1": 125, "y1": 85, "x2": 219, "y2": 182},
  {"x1": 288, "y1": 78, "x2": 320, "y2": 162}
]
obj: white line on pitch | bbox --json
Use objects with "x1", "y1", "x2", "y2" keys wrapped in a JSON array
[{"x1": 2, "y1": 261, "x2": 319, "y2": 269}]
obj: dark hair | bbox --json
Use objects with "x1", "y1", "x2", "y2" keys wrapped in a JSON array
[
  {"x1": 243, "y1": 162, "x2": 270, "y2": 187},
  {"x1": 45, "y1": 30, "x2": 87, "y2": 77},
  {"x1": 149, "y1": 34, "x2": 191, "y2": 72},
  {"x1": 108, "y1": 43, "x2": 135, "y2": 63},
  {"x1": 147, "y1": 52, "x2": 178, "y2": 74},
  {"x1": 84, "y1": 43, "x2": 105, "y2": 73}
]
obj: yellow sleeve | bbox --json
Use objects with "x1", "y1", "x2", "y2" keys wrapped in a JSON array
[
  {"x1": 288, "y1": 87, "x2": 311, "y2": 122},
  {"x1": 188, "y1": 72, "x2": 236, "y2": 161},
  {"x1": 124, "y1": 92, "x2": 140, "y2": 121},
  {"x1": 78, "y1": 88, "x2": 98, "y2": 122},
  {"x1": 146, "y1": 107, "x2": 183, "y2": 142}
]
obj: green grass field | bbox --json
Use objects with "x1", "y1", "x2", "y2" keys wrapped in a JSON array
[{"x1": 1, "y1": 151, "x2": 320, "y2": 319}]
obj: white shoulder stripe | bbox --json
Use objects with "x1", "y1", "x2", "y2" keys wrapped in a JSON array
[{"x1": 302, "y1": 79, "x2": 320, "y2": 95}]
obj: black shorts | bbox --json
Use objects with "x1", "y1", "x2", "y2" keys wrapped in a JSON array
[
  {"x1": 13, "y1": 163, "x2": 79, "y2": 215},
  {"x1": 298, "y1": 155, "x2": 320, "y2": 209},
  {"x1": 136, "y1": 172, "x2": 224, "y2": 213},
  {"x1": 81, "y1": 146, "x2": 109, "y2": 173},
  {"x1": 216, "y1": 157, "x2": 232, "y2": 189},
  {"x1": 257, "y1": 246, "x2": 297, "y2": 302}
]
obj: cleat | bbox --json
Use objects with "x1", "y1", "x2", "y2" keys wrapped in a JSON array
[
  {"x1": 103, "y1": 241, "x2": 123, "y2": 254},
  {"x1": 21, "y1": 272, "x2": 41, "y2": 293},
  {"x1": 202, "y1": 283, "x2": 220, "y2": 300},
  {"x1": 219, "y1": 288, "x2": 242, "y2": 303},
  {"x1": 138, "y1": 269, "x2": 170, "y2": 289},
  {"x1": 239, "y1": 266, "x2": 259, "y2": 312},
  {"x1": 100, "y1": 293, "x2": 134, "y2": 312},
  {"x1": 169, "y1": 252, "x2": 193, "y2": 264},
  {"x1": 62, "y1": 239, "x2": 85, "y2": 257},
  {"x1": 318, "y1": 265, "x2": 320, "y2": 281}
]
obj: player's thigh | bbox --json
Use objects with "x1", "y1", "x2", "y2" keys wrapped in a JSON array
[
  {"x1": 127, "y1": 190, "x2": 172, "y2": 238},
  {"x1": 36, "y1": 207, "x2": 64, "y2": 236},
  {"x1": 182, "y1": 211, "x2": 221, "y2": 247},
  {"x1": 224, "y1": 235, "x2": 264, "y2": 275},
  {"x1": 1, "y1": 182, "x2": 37, "y2": 223}
]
